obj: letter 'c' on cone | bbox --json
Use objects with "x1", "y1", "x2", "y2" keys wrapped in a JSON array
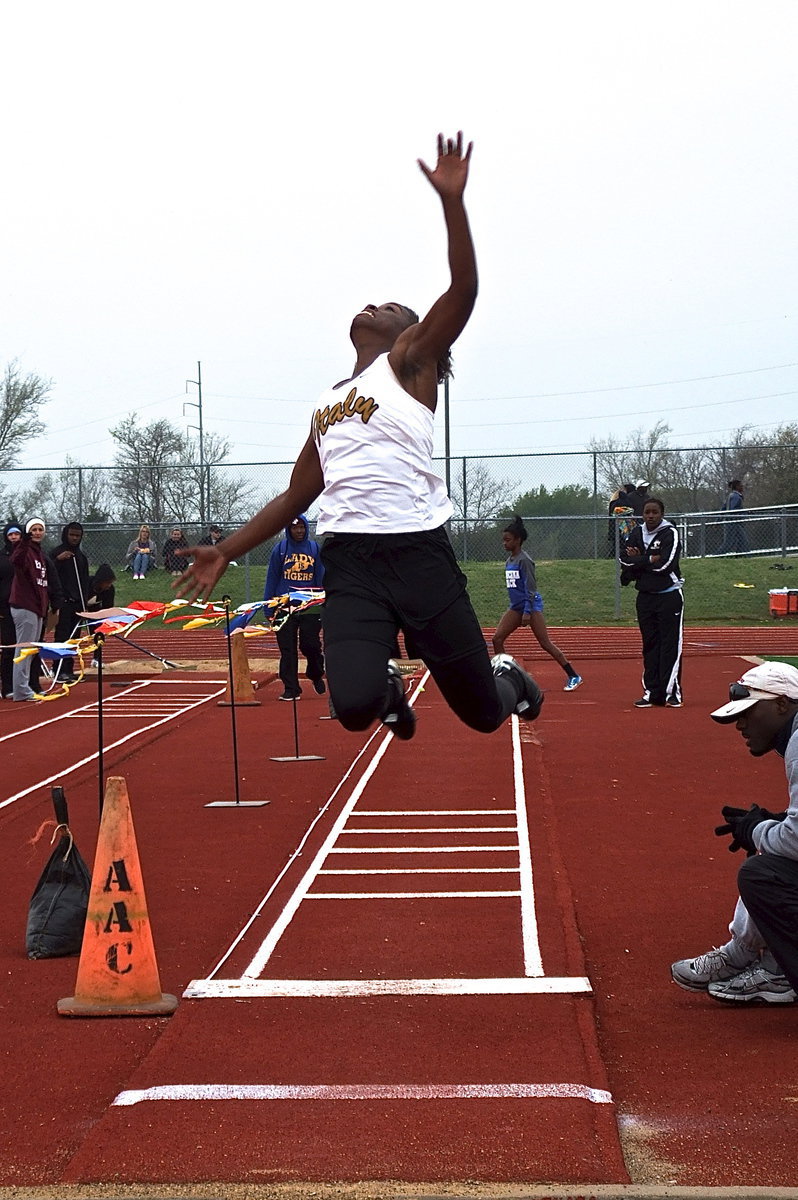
[
  {"x1": 218, "y1": 628, "x2": 260, "y2": 707},
  {"x1": 58, "y1": 776, "x2": 177, "y2": 1018}
]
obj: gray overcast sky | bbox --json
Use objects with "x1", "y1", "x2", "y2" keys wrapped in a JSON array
[{"x1": 3, "y1": 0, "x2": 797, "y2": 473}]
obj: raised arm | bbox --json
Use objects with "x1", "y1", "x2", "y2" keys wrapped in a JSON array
[
  {"x1": 390, "y1": 133, "x2": 477, "y2": 403},
  {"x1": 173, "y1": 435, "x2": 324, "y2": 602}
]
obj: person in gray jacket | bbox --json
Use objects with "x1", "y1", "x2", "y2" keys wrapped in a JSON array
[{"x1": 671, "y1": 662, "x2": 798, "y2": 1004}]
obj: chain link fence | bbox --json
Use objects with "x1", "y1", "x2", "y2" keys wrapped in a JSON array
[{"x1": 1, "y1": 450, "x2": 796, "y2": 573}]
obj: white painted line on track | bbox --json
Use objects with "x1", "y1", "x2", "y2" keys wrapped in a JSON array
[
  {"x1": 0, "y1": 681, "x2": 226, "y2": 811},
  {"x1": 319, "y1": 867, "x2": 521, "y2": 874},
  {"x1": 185, "y1": 976, "x2": 592, "y2": 997},
  {"x1": 328, "y1": 845, "x2": 517, "y2": 854},
  {"x1": 306, "y1": 890, "x2": 522, "y2": 899},
  {"x1": 513, "y1": 714, "x2": 543, "y2": 976},
  {"x1": 355, "y1": 809, "x2": 516, "y2": 816},
  {"x1": 114, "y1": 1081, "x2": 612, "y2": 1106},
  {"x1": 340, "y1": 826, "x2": 517, "y2": 834}
]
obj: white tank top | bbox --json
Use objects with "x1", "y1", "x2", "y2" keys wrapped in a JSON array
[{"x1": 313, "y1": 354, "x2": 453, "y2": 535}]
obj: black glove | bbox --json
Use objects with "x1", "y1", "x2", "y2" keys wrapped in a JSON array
[{"x1": 715, "y1": 804, "x2": 783, "y2": 856}]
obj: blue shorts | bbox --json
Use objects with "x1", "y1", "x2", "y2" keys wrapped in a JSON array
[{"x1": 511, "y1": 592, "x2": 544, "y2": 615}]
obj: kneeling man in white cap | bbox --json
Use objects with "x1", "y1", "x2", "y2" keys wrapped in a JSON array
[{"x1": 671, "y1": 662, "x2": 798, "y2": 1003}]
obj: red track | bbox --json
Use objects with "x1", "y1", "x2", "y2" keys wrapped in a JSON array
[{"x1": 1, "y1": 629, "x2": 797, "y2": 1189}]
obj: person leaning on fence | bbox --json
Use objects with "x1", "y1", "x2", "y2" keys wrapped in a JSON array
[
  {"x1": 671, "y1": 663, "x2": 798, "y2": 1004},
  {"x1": 51, "y1": 522, "x2": 91, "y2": 682},
  {"x1": 620, "y1": 496, "x2": 684, "y2": 709},
  {"x1": 125, "y1": 524, "x2": 157, "y2": 579},
  {"x1": 720, "y1": 478, "x2": 750, "y2": 555},
  {"x1": 174, "y1": 131, "x2": 543, "y2": 742},
  {"x1": 627, "y1": 479, "x2": 650, "y2": 517},
  {"x1": 607, "y1": 485, "x2": 636, "y2": 557}
]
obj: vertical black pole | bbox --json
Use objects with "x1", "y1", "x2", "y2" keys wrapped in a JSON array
[
  {"x1": 95, "y1": 633, "x2": 105, "y2": 818},
  {"x1": 222, "y1": 598, "x2": 242, "y2": 806}
]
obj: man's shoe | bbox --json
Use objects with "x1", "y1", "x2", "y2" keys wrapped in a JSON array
[
  {"x1": 634, "y1": 697, "x2": 653, "y2": 708},
  {"x1": 312, "y1": 678, "x2": 327, "y2": 695},
  {"x1": 381, "y1": 660, "x2": 416, "y2": 740},
  {"x1": 708, "y1": 964, "x2": 797, "y2": 1004},
  {"x1": 278, "y1": 690, "x2": 301, "y2": 701},
  {"x1": 491, "y1": 654, "x2": 544, "y2": 721},
  {"x1": 671, "y1": 946, "x2": 749, "y2": 992},
  {"x1": 666, "y1": 697, "x2": 682, "y2": 708},
  {"x1": 563, "y1": 674, "x2": 583, "y2": 692}
]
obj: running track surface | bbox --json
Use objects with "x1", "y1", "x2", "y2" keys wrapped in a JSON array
[{"x1": 1, "y1": 634, "x2": 797, "y2": 1189}]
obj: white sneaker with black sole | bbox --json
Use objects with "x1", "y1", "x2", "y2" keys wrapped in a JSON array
[
  {"x1": 671, "y1": 946, "x2": 751, "y2": 992},
  {"x1": 707, "y1": 964, "x2": 797, "y2": 1004}
]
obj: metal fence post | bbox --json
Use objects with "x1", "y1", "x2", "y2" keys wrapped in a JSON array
[{"x1": 614, "y1": 519, "x2": 622, "y2": 619}]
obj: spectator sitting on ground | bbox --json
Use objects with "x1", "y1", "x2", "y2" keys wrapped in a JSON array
[
  {"x1": 199, "y1": 524, "x2": 225, "y2": 547},
  {"x1": 86, "y1": 564, "x2": 116, "y2": 612},
  {"x1": 163, "y1": 527, "x2": 190, "y2": 576},
  {"x1": 125, "y1": 524, "x2": 157, "y2": 579},
  {"x1": 671, "y1": 662, "x2": 798, "y2": 1004}
]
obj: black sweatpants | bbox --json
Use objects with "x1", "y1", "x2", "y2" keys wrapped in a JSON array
[
  {"x1": 321, "y1": 527, "x2": 514, "y2": 734},
  {"x1": 738, "y1": 853, "x2": 798, "y2": 991},
  {"x1": 635, "y1": 587, "x2": 684, "y2": 705},
  {"x1": 276, "y1": 609, "x2": 324, "y2": 694}
]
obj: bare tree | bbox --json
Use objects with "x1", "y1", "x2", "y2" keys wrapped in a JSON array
[
  {"x1": 110, "y1": 414, "x2": 254, "y2": 525},
  {"x1": 449, "y1": 458, "x2": 511, "y2": 530},
  {"x1": 0, "y1": 361, "x2": 53, "y2": 468}
]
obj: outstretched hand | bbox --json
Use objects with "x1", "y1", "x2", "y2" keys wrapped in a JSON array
[
  {"x1": 418, "y1": 132, "x2": 472, "y2": 199},
  {"x1": 172, "y1": 544, "x2": 228, "y2": 603}
]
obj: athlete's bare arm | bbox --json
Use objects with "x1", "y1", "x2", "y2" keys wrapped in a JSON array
[
  {"x1": 173, "y1": 435, "x2": 324, "y2": 602},
  {"x1": 389, "y1": 132, "x2": 477, "y2": 410}
]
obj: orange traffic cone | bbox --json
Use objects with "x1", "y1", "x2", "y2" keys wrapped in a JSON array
[
  {"x1": 57, "y1": 776, "x2": 177, "y2": 1017},
  {"x1": 217, "y1": 628, "x2": 260, "y2": 707}
]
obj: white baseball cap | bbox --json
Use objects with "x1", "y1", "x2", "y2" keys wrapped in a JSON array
[
  {"x1": 635, "y1": 479, "x2": 650, "y2": 488},
  {"x1": 711, "y1": 662, "x2": 798, "y2": 724}
]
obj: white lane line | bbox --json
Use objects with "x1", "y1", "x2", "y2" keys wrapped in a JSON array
[
  {"x1": 354, "y1": 809, "x2": 516, "y2": 816},
  {"x1": 0, "y1": 684, "x2": 226, "y2": 810},
  {"x1": 0, "y1": 680, "x2": 151, "y2": 744},
  {"x1": 328, "y1": 846, "x2": 518, "y2": 854},
  {"x1": 305, "y1": 890, "x2": 522, "y2": 899},
  {"x1": 319, "y1": 868, "x2": 521, "y2": 875},
  {"x1": 339, "y1": 826, "x2": 517, "y2": 834},
  {"x1": 513, "y1": 714, "x2": 542, "y2": 977},
  {"x1": 204, "y1": 717, "x2": 401, "y2": 979},
  {"x1": 184, "y1": 976, "x2": 592, "y2": 998},
  {"x1": 114, "y1": 1081, "x2": 612, "y2": 1106},
  {"x1": 241, "y1": 692, "x2": 411, "y2": 979}
]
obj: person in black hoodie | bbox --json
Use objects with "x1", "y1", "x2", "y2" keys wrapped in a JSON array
[
  {"x1": 86, "y1": 563, "x2": 116, "y2": 612},
  {"x1": 51, "y1": 522, "x2": 91, "y2": 682},
  {"x1": 619, "y1": 496, "x2": 684, "y2": 709},
  {"x1": 264, "y1": 514, "x2": 325, "y2": 701},
  {"x1": 1, "y1": 522, "x2": 24, "y2": 698}
]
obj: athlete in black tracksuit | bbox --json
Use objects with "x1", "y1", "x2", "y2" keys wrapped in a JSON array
[{"x1": 620, "y1": 496, "x2": 684, "y2": 707}]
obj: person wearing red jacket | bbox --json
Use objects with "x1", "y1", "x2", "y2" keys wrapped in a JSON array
[{"x1": 10, "y1": 518, "x2": 61, "y2": 701}]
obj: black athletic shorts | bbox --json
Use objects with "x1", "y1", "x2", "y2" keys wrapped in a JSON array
[{"x1": 320, "y1": 525, "x2": 486, "y2": 665}]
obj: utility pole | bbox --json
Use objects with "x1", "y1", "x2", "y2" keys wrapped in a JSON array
[{"x1": 184, "y1": 361, "x2": 206, "y2": 526}]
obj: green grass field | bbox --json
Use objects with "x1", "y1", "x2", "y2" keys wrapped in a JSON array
[{"x1": 119, "y1": 554, "x2": 797, "y2": 627}]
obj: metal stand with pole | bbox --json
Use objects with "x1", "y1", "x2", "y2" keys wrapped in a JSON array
[
  {"x1": 270, "y1": 692, "x2": 326, "y2": 763},
  {"x1": 94, "y1": 633, "x2": 105, "y2": 818},
  {"x1": 206, "y1": 597, "x2": 269, "y2": 808}
]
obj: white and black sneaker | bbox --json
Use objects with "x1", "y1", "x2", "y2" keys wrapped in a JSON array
[
  {"x1": 381, "y1": 660, "x2": 416, "y2": 740},
  {"x1": 491, "y1": 654, "x2": 544, "y2": 721},
  {"x1": 708, "y1": 964, "x2": 797, "y2": 1004},
  {"x1": 671, "y1": 946, "x2": 751, "y2": 992}
]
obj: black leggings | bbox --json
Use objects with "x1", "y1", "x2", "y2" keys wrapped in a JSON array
[{"x1": 321, "y1": 529, "x2": 515, "y2": 734}]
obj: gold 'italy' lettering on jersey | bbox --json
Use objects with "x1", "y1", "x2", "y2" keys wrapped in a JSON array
[{"x1": 312, "y1": 388, "x2": 379, "y2": 444}]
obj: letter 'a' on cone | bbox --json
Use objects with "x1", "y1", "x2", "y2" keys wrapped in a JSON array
[
  {"x1": 218, "y1": 628, "x2": 260, "y2": 707},
  {"x1": 58, "y1": 777, "x2": 177, "y2": 1018}
]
